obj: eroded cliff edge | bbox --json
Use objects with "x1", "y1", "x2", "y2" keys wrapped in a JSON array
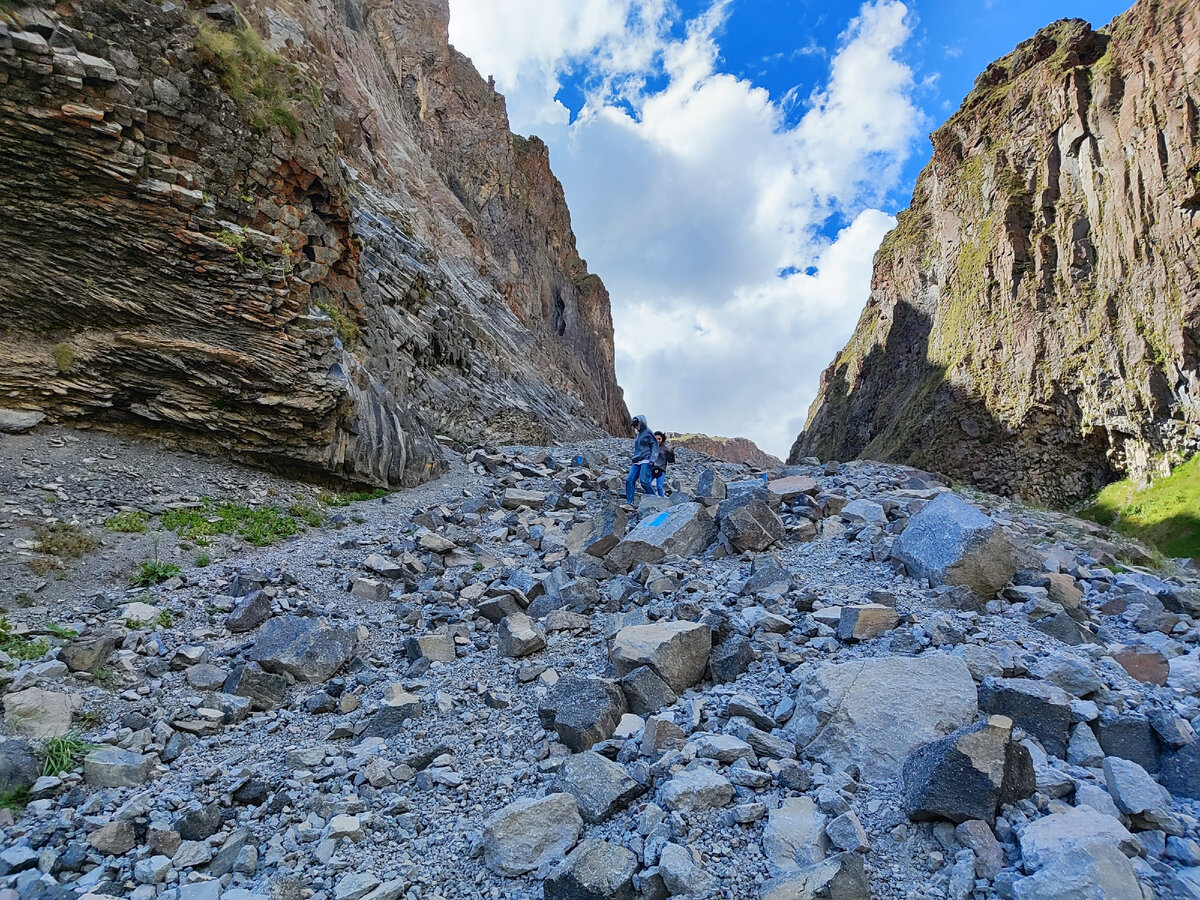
[
  {"x1": 790, "y1": 0, "x2": 1200, "y2": 507},
  {"x1": 0, "y1": 0, "x2": 628, "y2": 486}
]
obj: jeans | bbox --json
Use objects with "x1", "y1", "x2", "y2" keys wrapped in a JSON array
[
  {"x1": 653, "y1": 471, "x2": 665, "y2": 496},
  {"x1": 625, "y1": 462, "x2": 654, "y2": 503}
]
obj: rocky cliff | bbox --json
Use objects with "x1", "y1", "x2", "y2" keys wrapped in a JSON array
[
  {"x1": 670, "y1": 434, "x2": 782, "y2": 468},
  {"x1": 0, "y1": 0, "x2": 628, "y2": 486},
  {"x1": 791, "y1": 0, "x2": 1200, "y2": 507}
]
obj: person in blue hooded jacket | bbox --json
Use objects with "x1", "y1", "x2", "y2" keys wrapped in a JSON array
[{"x1": 625, "y1": 415, "x2": 658, "y2": 504}]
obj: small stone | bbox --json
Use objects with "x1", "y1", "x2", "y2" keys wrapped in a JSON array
[
  {"x1": 496, "y1": 612, "x2": 546, "y2": 658},
  {"x1": 659, "y1": 766, "x2": 734, "y2": 812}
]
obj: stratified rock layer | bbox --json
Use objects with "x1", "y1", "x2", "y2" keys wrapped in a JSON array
[
  {"x1": 791, "y1": 2, "x2": 1200, "y2": 505},
  {"x1": 0, "y1": 0, "x2": 627, "y2": 487}
]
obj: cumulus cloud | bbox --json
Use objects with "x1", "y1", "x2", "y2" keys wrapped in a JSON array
[{"x1": 448, "y1": 0, "x2": 924, "y2": 457}]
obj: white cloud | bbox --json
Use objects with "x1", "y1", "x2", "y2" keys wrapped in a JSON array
[{"x1": 448, "y1": 0, "x2": 923, "y2": 458}]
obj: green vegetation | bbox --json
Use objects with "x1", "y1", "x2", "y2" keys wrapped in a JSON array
[
  {"x1": 0, "y1": 617, "x2": 49, "y2": 663},
  {"x1": 1080, "y1": 454, "x2": 1200, "y2": 559},
  {"x1": 104, "y1": 510, "x2": 149, "y2": 533},
  {"x1": 216, "y1": 228, "x2": 247, "y2": 249},
  {"x1": 41, "y1": 732, "x2": 95, "y2": 776},
  {"x1": 288, "y1": 503, "x2": 323, "y2": 527},
  {"x1": 92, "y1": 667, "x2": 122, "y2": 691},
  {"x1": 192, "y1": 14, "x2": 310, "y2": 137},
  {"x1": 318, "y1": 488, "x2": 389, "y2": 507},
  {"x1": 43, "y1": 622, "x2": 78, "y2": 640},
  {"x1": 130, "y1": 559, "x2": 181, "y2": 587},
  {"x1": 194, "y1": 552, "x2": 212, "y2": 568},
  {"x1": 315, "y1": 300, "x2": 360, "y2": 345},
  {"x1": 0, "y1": 786, "x2": 29, "y2": 814},
  {"x1": 163, "y1": 499, "x2": 303, "y2": 546},
  {"x1": 53, "y1": 342, "x2": 74, "y2": 373}
]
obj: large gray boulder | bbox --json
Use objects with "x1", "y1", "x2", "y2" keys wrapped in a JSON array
[
  {"x1": 762, "y1": 797, "x2": 829, "y2": 875},
  {"x1": 605, "y1": 503, "x2": 716, "y2": 572},
  {"x1": 891, "y1": 492, "x2": 1016, "y2": 598},
  {"x1": 0, "y1": 739, "x2": 39, "y2": 796},
  {"x1": 978, "y1": 678, "x2": 1073, "y2": 759},
  {"x1": 481, "y1": 793, "x2": 582, "y2": 876},
  {"x1": 788, "y1": 653, "x2": 978, "y2": 781},
  {"x1": 902, "y1": 716, "x2": 1035, "y2": 825},
  {"x1": 544, "y1": 839, "x2": 637, "y2": 900},
  {"x1": 538, "y1": 677, "x2": 628, "y2": 752},
  {"x1": 59, "y1": 632, "x2": 120, "y2": 673},
  {"x1": 609, "y1": 621, "x2": 712, "y2": 693},
  {"x1": 1012, "y1": 842, "x2": 1141, "y2": 900},
  {"x1": 553, "y1": 751, "x2": 645, "y2": 823},
  {"x1": 718, "y1": 496, "x2": 784, "y2": 552},
  {"x1": 247, "y1": 616, "x2": 357, "y2": 683},
  {"x1": 1017, "y1": 806, "x2": 1137, "y2": 871},
  {"x1": 760, "y1": 852, "x2": 870, "y2": 900},
  {"x1": 3, "y1": 688, "x2": 82, "y2": 739},
  {"x1": 566, "y1": 505, "x2": 627, "y2": 559}
]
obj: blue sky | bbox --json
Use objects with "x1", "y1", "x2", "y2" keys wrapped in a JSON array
[{"x1": 448, "y1": 0, "x2": 1131, "y2": 456}]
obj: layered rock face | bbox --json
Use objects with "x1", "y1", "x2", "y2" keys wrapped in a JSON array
[
  {"x1": 791, "y1": 0, "x2": 1200, "y2": 506},
  {"x1": 0, "y1": 0, "x2": 627, "y2": 486}
]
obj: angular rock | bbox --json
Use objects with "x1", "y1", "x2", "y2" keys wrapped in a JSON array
[
  {"x1": 609, "y1": 621, "x2": 712, "y2": 693},
  {"x1": 1017, "y1": 806, "x2": 1136, "y2": 871},
  {"x1": 761, "y1": 852, "x2": 870, "y2": 900},
  {"x1": 0, "y1": 740, "x2": 39, "y2": 796},
  {"x1": 605, "y1": 502, "x2": 716, "y2": 573},
  {"x1": 836, "y1": 604, "x2": 898, "y2": 641},
  {"x1": 0, "y1": 409, "x2": 45, "y2": 433},
  {"x1": 544, "y1": 839, "x2": 637, "y2": 900},
  {"x1": 719, "y1": 496, "x2": 785, "y2": 552},
  {"x1": 707, "y1": 633, "x2": 756, "y2": 683},
  {"x1": 763, "y1": 797, "x2": 829, "y2": 875},
  {"x1": 481, "y1": 793, "x2": 582, "y2": 877},
  {"x1": 59, "y1": 632, "x2": 120, "y2": 673},
  {"x1": 87, "y1": 820, "x2": 137, "y2": 856},
  {"x1": 554, "y1": 751, "x2": 645, "y2": 824},
  {"x1": 826, "y1": 811, "x2": 869, "y2": 853},
  {"x1": 658, "y1": 766, "x2": 734, "y2": 812},
  {"x1": 539, "y1": 677, "x2": 628, "y2": 752},
  {"x1": 83, "y1": 747, "x2": 152, "y2": 787},
  {"x1": 247, "y1": 616, "x2": 356, "y2": 683},
  {"x1": 1111, "y1": 645, "x2": 1169, "y2": 686},
  {"x1": 223, "y1": 662, "x2": 288, "y2": 711},
  {"x1": 1067, "y1": 723, "x2": 1104, "y2": 768},
  {"x1": 788, "y1": 653, "x2": 977, "y2": 781},
  {"x1": 978, "y1": 678, "x2": 1073, "y2": 758},
  {"x1": 1094, "y1": 711, "x2": 1161, "y2": 773},
  {"x1": 1028, "y1": 653, "x2": 1101, "y2": 697},
  {"x1": 3, "y1": 688, "x2": 81, "y2": 739},
  {"x1": 224, "y1": 592, "x2": 273, "y2": 633},
  {"x1": 695, "y1": 469, "x2": 728, "y2": 504},
  {"x1": 176, "y1": 803, "x2": 224, "y2": 841},
  {"x1": 1161, "y1": 740, "x2": 1200, "y2": 799},
  {"x1": 618, "y1": 666, "x2": 678, "y2": 716},
  {"x1": 496, "y1": 612, "x2": 546, "y2": 658},
  {"x1": 405, "y1": 632, "x2": 456, "y2": 664},
  {"x1": 891, "y1": 492, "x2": 1016, "y2": 598},
  {"x1": 656, "y1": 843, "x2": 714, "y2": 897},
  {"x1": 501, "y1": 488, "x2": 547, "y2": 510},
  {"x1": 1012, "y1": 841, "x2": 1141, "y2": 899},
  {"x1": 902, "y1": 716, "x2": 1035, "y2": 825},
  {"x1": 351, "y1": 577, "x2": 389, "y2": 602},
  {"x1": 1102, "y1": 756, "x2": 1172, "y2": 822},
  {"x1": 956, "y1": 819, "x2": 1005, "y2": 880},
  {"x1": 566, "y1": 505, "x2": 627, "y2": 559},
  {"x1": 767, "y1": 474, "x2": 817, "y2": 502}
]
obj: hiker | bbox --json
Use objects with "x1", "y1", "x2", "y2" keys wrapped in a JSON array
[
  {"x1": 651, "y1": 430, "x2": 675, "y2": 497},
  {"x1": 625, "y1": 415, "x2": 658, "y2": 504}
]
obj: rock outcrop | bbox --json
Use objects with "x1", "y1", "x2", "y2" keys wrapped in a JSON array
[
  {"x1": 791, "y1": 1, "x2": 1200, "y2": 506},
  {"x1": 672, "y1": 434, "x2": 782, "y2": 468},
  {"x1": 0, "y1": 0, "x2": 627, "y2": 487}
]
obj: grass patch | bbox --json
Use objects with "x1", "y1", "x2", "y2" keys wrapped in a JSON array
[
  {"x1": 41, "y1": 732, "x2": 95, "y2": 776},
  {"x1": 104, "y1": 510, "x2": 149, "y2": 533},
  {"x1": 53, "y1": 342, "x2": 74, "y2": 373},
  {"x1": 0, "y1": 617, "x2": 49, "y2": 663},
  {"x1": 0, "y1": 787, "x2": 29, "y2": 815},
  {"x1": 192, "y1": 14, "x2": 310, "y2": 137},
  {"x1": 156, "y1": 609, "x2": 175, "y2": 628},
  {"x1": 162, "y1": 499, "x2": 302, "y2": 547},
  {"x1": 33, "y1": 522, "x2": 99, "y2": 559},
  {"x1": 130, "y1": 560, "x2": 181, "y2": 587},
  {"x1": 318, "y1": 488, "x2": 389, "y2": 507},
  {"x1": 43, "y1": 622, "x2": 77, "y2": 640},
  {"x1": 315, "y1": 300, "x2": 360, "y2": 345},
  {"x1": 194, "y1": 552, "x2": 212, "y2": 568},
  {"x1": 1080, "y1": 454, "x2": 1200, "y2": 559},
  {"x1": 289, "y1": 503, "x2": 323, "y2": 527}
]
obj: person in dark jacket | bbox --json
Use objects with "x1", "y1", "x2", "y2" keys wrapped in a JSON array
[
  {"x1": 651, "y1": 430, "x2": 674, "y2": 497},
  {"x1": 625, "y1": 415, "x2": 658, "y2": 503}
]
